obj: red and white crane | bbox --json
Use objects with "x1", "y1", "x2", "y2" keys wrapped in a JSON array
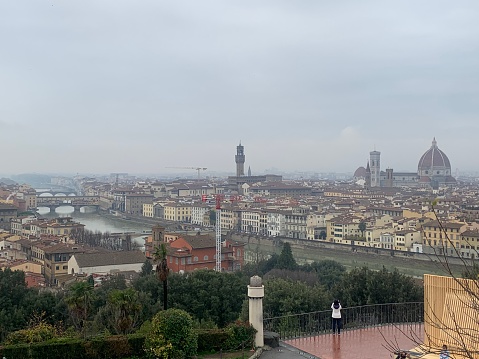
[{"x1": 215, "y1": 195, "x2": 222, "y2": 272}]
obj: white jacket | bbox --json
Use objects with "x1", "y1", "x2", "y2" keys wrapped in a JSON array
[{"x1": 331, "y1": 303, "x2": 342, "y2": 318}]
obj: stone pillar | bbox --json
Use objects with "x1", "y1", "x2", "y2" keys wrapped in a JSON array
[{"x1": 248, "y1": 275, "x2": 264, "y2": 348}]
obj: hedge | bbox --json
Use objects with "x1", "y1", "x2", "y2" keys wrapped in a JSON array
[
  {"x1": 0, "y1": 323, "x2": 255, "y2": 359},
  {"x1": 0, "y1": 335, "x2": 145, "y2": 359}
]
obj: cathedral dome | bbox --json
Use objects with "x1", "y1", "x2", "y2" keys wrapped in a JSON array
[
  {"x1": 354, "y1": 166, "x2": 367, "y2": 178},
  {"x1": 417, "y1": 138, "x2": 454, "y2": 185}
]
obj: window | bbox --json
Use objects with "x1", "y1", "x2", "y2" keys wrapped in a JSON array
[
  {"x1": 194, "y1": 256, "x2": 198, "y2": 262},
  {"x1": 181, "y1": 258, "x2": 185, "y2": 265},
  {"x1": 55, "y1": 265, "x2": 59, "y2": 270},
  {"x1": 204, "y1": 255, "x2": 208, "y2": 260}
]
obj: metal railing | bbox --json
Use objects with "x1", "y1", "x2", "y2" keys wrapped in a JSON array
[{"x1": 264, "y1": 302, "x2": 424, "y2": 339}]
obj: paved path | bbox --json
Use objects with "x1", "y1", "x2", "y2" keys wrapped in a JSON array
[
  {"x1": 259, "y1": 344, "x2": 320, "y2": 359},
  {"x1": 262, "y1": 323, "x2": 424, "y2": 359}
]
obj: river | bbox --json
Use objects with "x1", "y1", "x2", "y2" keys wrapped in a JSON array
[{"x1": 36, "y1": 206, "x2": 151, "y2": 246}]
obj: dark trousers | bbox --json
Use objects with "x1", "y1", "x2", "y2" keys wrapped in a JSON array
[{"x1": 332, "y1": 318, "x2": 341, "y2": 334}]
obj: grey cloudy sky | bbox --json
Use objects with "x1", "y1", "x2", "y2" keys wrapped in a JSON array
[{"x1": 1, "y1": 1, "x2": 478, "y2": 176}]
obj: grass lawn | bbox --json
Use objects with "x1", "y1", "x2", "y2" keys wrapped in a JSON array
[{"x1": 245, "y1": 239, "x2": 465, "y2": 277}]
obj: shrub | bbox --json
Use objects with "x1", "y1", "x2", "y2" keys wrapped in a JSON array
[
  {"x1": 223, "y1": 321, "x2": 256, "y2": 350},
  {"x1": 4, "y1": 322, "x2": 57, "y2": 345},
  {"x1": 196, "y1": 329, "x2": 230, "y2": 352},
  {"x1": 144, "y1": 309, "x2": 197, "y2": 359},
  {"x1": 0, "y1": 335, "x2": 146, "y2": 359}
]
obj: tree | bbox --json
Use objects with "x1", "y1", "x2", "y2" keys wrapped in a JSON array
[
  {"x1": 261, "y1": 277, "x2": 329, "y2": 317},
  {"x1": 358, "y1": 221, "x2": 367, "y2": 238},
  {"x1": 305, "y1": 260, "x2": 347, "y2": 290},
  {"x1": 333, "y1": 266, "x2": 422, "y2": 307},
  {"x1": 154, "y1": 243, "x2": 169, "y2": 310},
  {"x1": 107, "y1": 288, "x2": 142, "y2": 334},
  {"x1": 141, "y1": 260, "x2": 153, "y2": 277},
  {"x1": 168, "y1": 270, "x2": 248, "y2": 327},
  {"x1": 65, "y1": 281, "x2": 95, "y2": 335},
  {"x1": 276, "y1": 242, "x2": 297, "y2": 270},
  {"x1": 144, "y1": 308, "x2": 198, "y2": 359}
]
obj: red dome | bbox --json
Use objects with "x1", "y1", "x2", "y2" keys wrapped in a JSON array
[
  {"x1": 354, "y1": 166, "x2": 367, "y2": 178},
  {"x1": 418, "y1": 138, "x2": 451, "y2": 171}
]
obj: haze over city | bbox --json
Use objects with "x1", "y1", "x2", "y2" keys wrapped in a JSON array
[{"x1": 1, "y1": 1, "x2": 478, "y2": 175}]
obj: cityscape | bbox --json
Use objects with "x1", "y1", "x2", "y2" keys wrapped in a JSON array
[
  {"x1": 1, "y1": 1, "x2": 479, "y2": 358},
  {"x1": 1, "y1": 139, "x2": 479, "y2": 357}
]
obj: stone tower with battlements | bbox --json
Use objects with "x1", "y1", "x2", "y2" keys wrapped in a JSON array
[{"x1": 235, "y1": 142, "x2": 245, "y2": 177}]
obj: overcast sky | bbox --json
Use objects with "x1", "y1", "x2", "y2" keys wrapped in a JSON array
[{"x1": 1, "y1": 1, "x2": 478, "y2": 176}]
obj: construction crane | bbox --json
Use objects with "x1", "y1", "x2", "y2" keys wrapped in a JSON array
[
  {"x1": 165, "y1": 167, "x2": 207, "y2": 180},
  {"x1": 215, "y1": 195, "x2": 222, "y2": 272},
  {"x1": 202, "y1": 193, "x2": 223, "y2": 272}
]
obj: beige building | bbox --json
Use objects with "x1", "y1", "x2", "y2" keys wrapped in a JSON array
[
  {"x1": 163, "y1": 203, "x2": 192, "y2": 222},
  {"x1": 8, "y1": 259, "x2": 42, "y2": 274},
  {"x1": 421, "y1": 220, "x2": 465, "y2": 255},
  {"x1": 326, "y1": 215, "x2": 362, "y2": 241},
  {"x1": 394, "y1": 229, "x2": 421, "y2": 251},
  {"x1": 143, "y1": 203, "x2": 154, "y2": 218},
  {"x1": 220, "y1": 206, "x2": 241, "y2": 231},
  {"x1": 458, "y1": 229, "x2": 479, "y2": 259},
  {"x1": 43, "y1": 243, "x2": 89, "y2": 285}
]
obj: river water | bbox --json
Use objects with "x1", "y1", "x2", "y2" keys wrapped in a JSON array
[{"x1": 36, "y1": 206, "x2": 151, "y2": 246}]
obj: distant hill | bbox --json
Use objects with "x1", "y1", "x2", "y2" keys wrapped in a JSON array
[
  {"x1": 11, "y1": 173, "x2": 52, "y2": 188},
  {"x1": 0, "y1": 177, "x2": 16, "y2": 185}
]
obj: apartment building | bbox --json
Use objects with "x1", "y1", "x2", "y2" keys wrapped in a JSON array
[
  {"x1": 219, "y1": 206, "x2": 241, "y2": 231},
  {"x1": 285, "y1": 208, "x2": 308, "y2": 240},
  {"x1": 191, "y1": 204, "x2": 211, "y2": 226},
  {"x1": 241, "y1": 209, "x2": 260, "y2": 234},
  {"x1": 267, "y1": 210, "x2": 286, "y2": 237},
  {"x1": 125, "y1": 193, "x2": 154, "y2": 216},
  {"x1": 327, "y1": 215, "x2": 362, "y2": 240},
  {"x1": 394, "y1": 229, "x2": 421, "y2": 251},
  {"x1": 166, "y1": 234, "x2": 244, "y2": 273},
  {"x1": 163, "y1": 203, "x2": 192, "y2": 222}
]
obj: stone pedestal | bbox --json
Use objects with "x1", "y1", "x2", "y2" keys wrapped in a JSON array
[{"x1": 248, "y1": 275, "x2": 264, "y2": 348}]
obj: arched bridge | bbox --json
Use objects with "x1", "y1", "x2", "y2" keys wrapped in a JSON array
[
  {"x1": 36, "y1": 196, "x2": 100, "y2": 212},
  {"x1": 36, "y1": 189, "x2": 78, "y2": 196}
]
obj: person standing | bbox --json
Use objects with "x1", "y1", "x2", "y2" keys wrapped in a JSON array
[
  {"x1": 440, "y1": 344, "x2": 450, "y2": 359},
  {"x1": 331, "y1": 299, "x2": 342, "y2": 335}
]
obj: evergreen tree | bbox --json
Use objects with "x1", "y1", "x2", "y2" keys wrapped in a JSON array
[
  {"x1": 140, "y1": 260, "x2": 153, "y2": 277},
  {"x1": 276, "y1": 242, "x2": 297, "y2": 270}
]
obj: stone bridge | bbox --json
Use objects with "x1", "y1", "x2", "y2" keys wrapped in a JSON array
[
  {"x1": 36, "y1": 189, "x2": 78, "y2": 196},
  {"x1": 36, "y1": 196, "x2": 100, "y2": 212}
]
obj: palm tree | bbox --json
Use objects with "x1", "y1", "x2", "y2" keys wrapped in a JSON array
[
  {"x1": 154, "y1": 243, "x2": 169, "y2": 310},
  {"x1": 65, "y1": 281, "x2": 94, "y2": 335},
  {"x1": 108, "y1": 288, "x2": 141, "y2": 334}
]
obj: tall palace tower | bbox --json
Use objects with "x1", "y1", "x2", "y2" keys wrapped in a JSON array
[
  {"x1": 369, "y1": 150, "x2": 381, "y2": 187},
  {"x1": 235, "y1": 142, "x2": 245, "y2": 177}
]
